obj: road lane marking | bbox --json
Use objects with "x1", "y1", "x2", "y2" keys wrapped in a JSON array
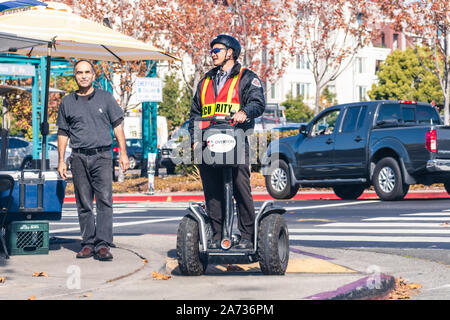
[
  {"x1": 400, "y1": 212, "x2": 450, "y2": 216},
  {"x1": 364, "y1": 217, "x2": 450, "y2": 221},
  {"x1": 316, "y1": 223, "x2": 447, "y2": 228},
  {"x1": 289, "y1": 235, "x2": 450, "y2": 242},
  {"x1": 285, "y1": 200, "x2": 379, "y2": 211},
  {"x1": 50, "y1": 217, "x2": 183, "y2": 234},
  {"x1": 289, "y1": 228, "x2": 450, "y2": 234}
]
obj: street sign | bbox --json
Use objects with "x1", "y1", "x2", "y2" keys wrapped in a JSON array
[
  {"x1": 135, "y1": 77, "x2": 162, "y2": 102},
  {"x1": 0, "y1": 63, "x2": 35, "y2": 77}
]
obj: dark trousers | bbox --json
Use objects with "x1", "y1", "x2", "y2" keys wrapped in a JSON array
[
  {"x1": 199, "y1": 162, "x2": 255, "y2": 242},
  {"x1": 70, "y1": 150, "x2": 113, "y2": 250}
]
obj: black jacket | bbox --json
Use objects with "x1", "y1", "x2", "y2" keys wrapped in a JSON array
[{"x1": 188, "y1": 62, "x2": 265, "y2": 143}]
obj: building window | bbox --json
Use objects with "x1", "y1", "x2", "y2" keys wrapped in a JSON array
[
  {"x1": 270, "y1": 82, "x2": 279, "y2": 100},
  {"x1": 381, "y1": 33, "x2": 386, "y2": 47},
  {"x1": 357, "y1": 86, "x2": 367, "y2": 101},
  {"x1": 356, "y1": 57, "x2": 367, "y2": 74},
  {"x1": 375, "y1": 60, "x2": 383, "y2": 74},
  {"x1": 393, "y1": 34, "x2": 399, "y2": 50},
  {"x1": 291, "y1": 82, "x2": 310, "y2": 98},
  {"x1": 295, "y1": 54, "x2": 309, "y2": 69}
]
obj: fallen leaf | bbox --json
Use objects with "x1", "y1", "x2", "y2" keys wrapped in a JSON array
[
  {"x1": 28, "y1": 296, "x2": 36, "y2": 300},
  {"x1": 143, "y1": 259, "x2": 148, "y2": 264},
  {"x1": 152, "y1": 272, "x2": 171, "y2": 280},
  {"x1": 32, "y1": 272, "x2": 48, "y2": 277},
  {"x1": 408, "y1": 283, "x2": 422, "y2": 290},
  {"x1": 82, "y1": 292, "x2": 92, "y2": 298},
  {"x1": 0, "y1": 276, "x2": 5, "y2": 283}
]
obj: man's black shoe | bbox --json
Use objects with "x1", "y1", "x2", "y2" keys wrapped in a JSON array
[
  {"x1": 235, "y1": 238, "x2": 253, "y2": 249},
  {"x1": 208, "y1": 240, "x2": 220, "y2": 249}
]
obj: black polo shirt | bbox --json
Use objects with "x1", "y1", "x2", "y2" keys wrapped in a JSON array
[{"x1": 56, "y1": 88, "x2": 124, "y2": 149}]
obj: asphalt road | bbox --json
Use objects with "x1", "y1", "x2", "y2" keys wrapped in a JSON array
[{"x1": 50, "y1": 198, "x2": 450, "y2": 265}]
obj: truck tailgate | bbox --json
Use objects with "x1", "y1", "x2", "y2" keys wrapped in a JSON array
[{"x1": 437, "y1": 126, "x2": 450, "y2": 159}]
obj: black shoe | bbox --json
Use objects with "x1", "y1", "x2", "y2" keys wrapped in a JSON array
[
  {"x1": 235, "y1": 238, "x2": 253, "y2": 249},
  {"x1": 208, "y1": 240, "x2": 220, "y2": 249}
]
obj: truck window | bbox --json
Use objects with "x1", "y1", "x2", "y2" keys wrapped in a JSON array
[
  {"x1": 310, "y1": 110, "x2": 340, "y2": 137},
  {"x1": 402, "y1": 107, "x2": 415, "y2": 123},
  {"x1": 341, "y1": 107, "x2": 361, "y2": 133},
  {"x1": 356, "y1": 107, "x2": 367, "y2": 130},
  {"x1": 377, "y1": 104, "x2": 401, "y2": 122},
  {"x1": 417, "y1": 105, "x2": 441, "y2": 124}
]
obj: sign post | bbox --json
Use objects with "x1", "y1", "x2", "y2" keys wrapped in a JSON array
[{"x1": 136, "y1": 62, "x2": 161, "y2": 194}]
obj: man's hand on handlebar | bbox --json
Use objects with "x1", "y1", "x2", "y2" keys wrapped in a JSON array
[{"x1": 231, "y1": 110, "x2": 247, "y2": 124}]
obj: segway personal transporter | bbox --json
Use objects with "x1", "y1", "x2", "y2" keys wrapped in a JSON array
[{"x1": 176, "y1": 115, "x2": 289, "y2": 275}]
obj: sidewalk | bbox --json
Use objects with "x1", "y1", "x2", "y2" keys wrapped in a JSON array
[
  {"x1": 64, "y1": 189, "x2": 450, "y2": 203},
  {"x1": 2, "y1": 188, "x2": 448, "y2": 301},
  {"x1": 0, "y1": 234, "x2": 400, "y2": 300}
]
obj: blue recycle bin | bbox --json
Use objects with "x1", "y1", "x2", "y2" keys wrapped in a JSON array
[{"x1": 0, "y1": 170, "x2": 66, "y2": 223}]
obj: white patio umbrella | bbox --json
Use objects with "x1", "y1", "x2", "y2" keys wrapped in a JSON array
[
  {"x1": 0, "y1": 2, "x2": 178, "y2": 62},
  {"x1": 0, "y1": 2, "x2": 179, "y2": 170},
  {"x1": 0, "y1": 31, "x2": 47, "y2": 52}
]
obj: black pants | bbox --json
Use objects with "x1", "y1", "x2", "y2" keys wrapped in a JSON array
[
  {"x1": 70, "y1": 150, "x2": 113, "y2": 250},
  {"x1": 199, "y1": 162, "x2": 255, "y2": 242}
]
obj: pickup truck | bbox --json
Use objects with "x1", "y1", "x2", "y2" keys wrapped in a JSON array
[{"x1": 262, "y1": 100, "x2": 450, "y2": 201}]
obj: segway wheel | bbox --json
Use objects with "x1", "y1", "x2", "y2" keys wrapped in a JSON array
[
  {"x1": 176, "y1": 216, "x2": 208, "y2": 276},
  {"x1": 257, "y1": 214, "x2": 290, "y2": 275}
]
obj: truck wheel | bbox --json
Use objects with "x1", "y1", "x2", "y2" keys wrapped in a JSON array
[
  {"x1": 333, "y1": 185, "x2": 365, "y2": 200},
  {"x1": 373, "y1": 157, "x2": 405, "y2": 201},
  {"x1": 258, "y1": 214, "x2": 289, "y2": 275},
  {"x1": 176, "y1": 216, "x2": 208, "y2": 276},
  {"x1": 265, "y1": 159, "x2": 299, "y2": 199}
]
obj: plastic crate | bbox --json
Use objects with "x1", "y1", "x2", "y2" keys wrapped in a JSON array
[{"x1": 6, "y1": 221, "x2": 49, "y2": 255}]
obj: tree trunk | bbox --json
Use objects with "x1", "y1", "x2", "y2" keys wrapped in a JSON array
[{"x1": 314, "y1": 84, "x2": 321, "y2": 115}]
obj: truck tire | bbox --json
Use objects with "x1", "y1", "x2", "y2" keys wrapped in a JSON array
[
  {"x1": 372, "y1": 157, "x2": 406, "y2": 201},
  {"x1": 176, "y1": 216, "x2": 208, "y2": 276},
  {"x1": 333, "y1": 185, "x2": 365, "y2": 200},
  {"x1": 258, "y1": 214, "x2": 289, "y2": 275},
  {"x1": 265, "y1": 159, "x2": 299, "y2": 199}
]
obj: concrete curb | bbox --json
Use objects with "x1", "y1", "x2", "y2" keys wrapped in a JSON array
[
  {"x1": 306, "y1": 274, "x2": 396, "y2": 300},
  {"x1": 63, "y1": 190, "x2": 449, "y2": 203}
]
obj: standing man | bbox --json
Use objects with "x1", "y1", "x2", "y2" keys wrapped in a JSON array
[
  {"x1": 188, "y1": 34, "x2": 265, "y2": 249},
  {"x1": 57, "y1": 60, "x2": 129, "y2": 261}
]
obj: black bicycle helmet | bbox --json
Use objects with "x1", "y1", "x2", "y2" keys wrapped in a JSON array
[{"x1": 210, "y1": 34, "x2": 241, "y2": 60}]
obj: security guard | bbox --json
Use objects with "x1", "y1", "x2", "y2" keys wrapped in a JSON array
[{"x1": 188, "y1": 34, "x2": 265, "y2": 249}]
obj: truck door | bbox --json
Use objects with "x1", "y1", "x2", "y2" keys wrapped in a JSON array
[
  {"x1": 297, "y1": 109, "x2": 341, "y2": 177},
  {"x1": 333, "y1": 105, "x2": 367, "y2": 177}
]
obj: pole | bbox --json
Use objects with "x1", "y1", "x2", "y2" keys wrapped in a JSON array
[
  {"x1": 1, "y1": 96, "x2": 9, "y2": 170},
  {"x1": 40, "y1": 42, "x2": 52, "y2": 171}
]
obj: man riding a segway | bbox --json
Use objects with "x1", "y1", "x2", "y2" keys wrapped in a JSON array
[
  {"x1": 189, "y1": 34, "x2": 264, "y2": 250},
  {"x1": 178, "y1": 34, "x2": 289, "y2": 275}
]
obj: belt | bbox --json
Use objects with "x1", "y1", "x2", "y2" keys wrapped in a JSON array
[{"x1": 72, "y1": 146, "x2": 111, "y2": 155}]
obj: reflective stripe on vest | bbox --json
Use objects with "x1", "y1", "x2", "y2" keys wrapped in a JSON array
[{"x1": 201, "y1": 67, "x2": 245, "y2": 117}]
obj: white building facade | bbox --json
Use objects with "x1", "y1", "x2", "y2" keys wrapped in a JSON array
[{"x1": 266, "y1": 45, "x2": 392, "y2": 108}]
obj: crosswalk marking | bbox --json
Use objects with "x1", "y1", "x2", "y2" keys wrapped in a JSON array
[
  {"x1": 289, "y1": 235, "x2": 450, "y2": 243},
  {"x1": 364, "y1": 217, "x2": 450, "y2": 221},
  {"x1": 290, "y1": 210, "x2": 450, "y2": 245},
  {"x1": 289, "y1": 228, "x2": 450, "y2": 234},
  {"x1": 50, "y1": 217, "x2": 183, "y2": 234}
]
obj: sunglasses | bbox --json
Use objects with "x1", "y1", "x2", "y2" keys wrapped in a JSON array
[{"x1": 210, "y1": 47, "x2": 227, "y2": 55}]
